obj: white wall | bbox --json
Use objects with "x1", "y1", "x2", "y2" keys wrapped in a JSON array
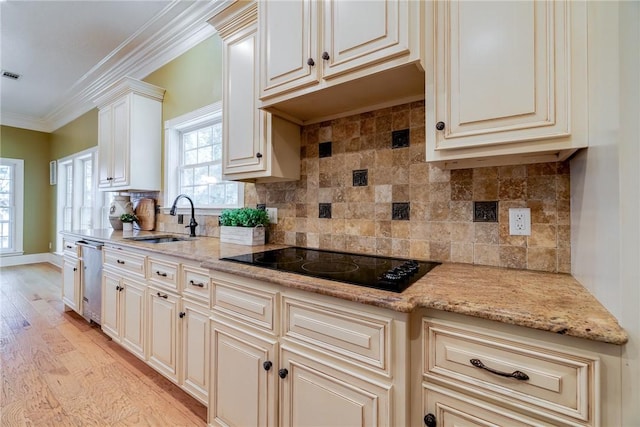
[{"x1": 571, "y1": 2, "x2": 640, "y2": 425}]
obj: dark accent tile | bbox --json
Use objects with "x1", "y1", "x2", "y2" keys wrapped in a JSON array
[
  {"x1": 392, "y1": 202, "x2": 410, "y2": 220},
  {"x1": 319, "y1": 141, "x2": 332, "y2": 158},
  {"x1": 319, "y1": 203, "x2": 332, "y2": 219},
  {"x1": 473, "y1": 201, "x2": 498, "y2": 222},
  {"x1": 352, "y1": 169, "x2": 368, "y2": 187},
  {"x1": 256, "y1": 204, "x2": 266, "y2": 210},
  {"x1": 391, "y1": 128, "x2": 410, "y2": 149}
]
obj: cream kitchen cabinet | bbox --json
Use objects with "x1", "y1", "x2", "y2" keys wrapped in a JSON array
[
  {"x1": 147, "y1": 286, "x2": 181, "y2": 383},
  {"x1": 180, "y1": 298, "x2": 210, "y2": 405},
  {"x1": 209, "y1": 2, "x2": 300, "y2": 183},
  {"x1": 425, "y1": 0, "x2": 588, "y2": 169},
  {"x1": 94, "y1": 77, "x2": 165, "y2": 191},
  {"x1": 209, "y1": 271, "x2": 409, "y2": 427},
  {"x1": 62, "y1": 237, "x2": 81, "y2": 314},
  {"x1": 413, "y1": 310, "x2": 622, "y2": 426},
  {"x1": 101, "y1": 269, "x2": 147, "y2": 360},
  {"x1": 258, "y1": 0, "x2": 424, "y2": 124}
]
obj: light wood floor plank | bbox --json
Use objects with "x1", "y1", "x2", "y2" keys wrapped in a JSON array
[{"x1": 0, "y1": 263, "x2": 206, "y2": 426}]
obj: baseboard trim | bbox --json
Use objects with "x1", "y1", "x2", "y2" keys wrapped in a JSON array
[{"x1": 0, "y1": 252, "x2": 62, "y2": 268}]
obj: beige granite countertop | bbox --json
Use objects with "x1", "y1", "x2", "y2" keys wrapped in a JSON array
[{"x1": 63, "y1": 229, "x2": 628, "y2": 345}]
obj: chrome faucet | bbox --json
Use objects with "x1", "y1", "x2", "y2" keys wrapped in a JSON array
[{"x1": 169, "y1": 194, "x2": 198, "y2": 237}]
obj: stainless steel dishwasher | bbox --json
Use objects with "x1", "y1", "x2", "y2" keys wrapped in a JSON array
[{"x1": 77, "y1": 240, "x2": 103, "y2": 325}]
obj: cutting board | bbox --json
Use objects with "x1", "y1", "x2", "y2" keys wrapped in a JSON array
[{"x1": 135, "y1": 198, "x2": 156, "y2": 231}]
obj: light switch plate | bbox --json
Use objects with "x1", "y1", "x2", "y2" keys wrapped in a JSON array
[{"x1": 266, "y1": 207, "x2": 278, "y2": 224}]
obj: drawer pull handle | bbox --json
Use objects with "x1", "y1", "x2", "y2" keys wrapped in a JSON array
[
  {"x1": 189, "y1": 280, "x2": 205, "y2": 288},
  {"x1": 470, "y1": 359, "x2": 529, "y2": 381},
  {"x1": 66, "y1": 245, "x2": 73, "y2": 249},
  {"x1": 116, "y1": 260, "x2": 125, "y2": 265},
  {"x1": 156, "y1": 271, "x2": 168, "y2": 277},
  {"x1": 156, "y1": 292, "x2": 168, "y2": 299}
]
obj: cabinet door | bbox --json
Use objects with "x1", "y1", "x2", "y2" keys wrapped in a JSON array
[
  {"x1": 322, "y1": 0, "x2": 409, "y2": 79},
  {"x1": 110, "y1": 96, "x2": 130, "y2": 186},
  {"x1": 101, "y1": 271, "x2": 121, "y2": 340},
  {"x1": 223, "y1": 23, "x2": 267, "y2": 176},
  {"x1": 120, "y1": 278, "x2": 146, "y2": 360},
  {"x1": 97, "y1": 107, "x2": 113, "y2": 188},
  {"x1": 432, "y1": 0, "x2": 569, "y2": 150},
  {"x1": 148, "y1": 288, "x2": 180, "y2": 382},
  {"x1": 62, "y1": 255, "x2": 81, "y2": 313},
  {"x1": 423, "y1": 384, "x2": 550, "y2": 427},
  {"x1": 181, "y1": 300, "x2": 209, "y2": 405},
  {"x1": 209, "y1": 319, "x2": 277, "y2": 427},
  {"x1": 280, "y1": 347, "x2": 391, "y2": 427},
  {"x1": 259, "y1": 0, "x2": 318, "y2": 99}
]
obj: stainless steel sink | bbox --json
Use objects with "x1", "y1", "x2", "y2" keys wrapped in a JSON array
[{"x1": 124, "y1": 235, "x2": 195, "y2": 244}]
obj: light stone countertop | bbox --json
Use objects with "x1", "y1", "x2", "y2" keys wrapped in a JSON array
[{"x1": 63, "y1": 229, "x2": 628, "y2": 345}]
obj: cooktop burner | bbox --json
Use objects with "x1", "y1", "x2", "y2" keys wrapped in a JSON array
[{"x1": 221, "y1": 247, "x2": 440, "y2": 293}]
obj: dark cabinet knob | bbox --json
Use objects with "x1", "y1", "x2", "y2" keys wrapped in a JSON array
[
  {"x1": 256, "y1": 152, "x2": 263, "y2": 158},
  {"x1": 435, "y1": 121, "x2": 445, "y2": 131},
  {"x1": 278, "y1": 368, "x2": 288, "y2": 379},
  {"x1": 321, "y1": 51, "x2": 330, "y2": 60},
  {"x1": 424, "y1": 413, "x2": 436, "y2": 427},
  {"x1": 179, "y1": 312, "x2": 186, "y2": 318},
  {"x1": 263, "y1": 361, "x2": 272, "y2": 371},
  {"x1": 118, "y1": 286, "x2": 124, "y2": 292},
  {"x1": 115, "y1": 285, "x2": 121, "y2": 291},
  {"x1": 73, "y1": 267, "x2": 77, "y2": 272},
  {"x1": 307, "y1": 58, "x2": 315, "y2": 66}
]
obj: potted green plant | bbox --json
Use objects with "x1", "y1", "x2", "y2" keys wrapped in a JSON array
[
  {"x1": 120, "y1": 213, "x2": 138, "y2": 232},
  {"x1": 219, "y1": 207, "x2": 269, "y2": 245}
]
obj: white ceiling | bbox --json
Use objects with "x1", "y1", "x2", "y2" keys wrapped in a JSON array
[{"x1": 0, "y1": 0, "x2": 224, "y2": 133}]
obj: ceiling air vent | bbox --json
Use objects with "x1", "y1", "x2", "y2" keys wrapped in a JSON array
[{"x1": 1, "y1": 70, "x2": 21, "y2": 80}]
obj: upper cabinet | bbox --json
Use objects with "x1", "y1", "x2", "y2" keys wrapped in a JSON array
[
  {"x1": 258, "y1": 0, "x2": 424, "y2": 125},
  {"x1": 425, "y1": 0, "x2": 588, "y2": 169},
  {"x1": 94, "y1": 77, "x2": 165, "y2": 191},
  {"x1": 209, "y1": 2, "x2": 300, "y2": 182}
]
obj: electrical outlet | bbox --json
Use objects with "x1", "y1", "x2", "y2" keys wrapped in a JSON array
[
  {"x1": 509, "y1": 208, "x2": 531, "y2": 235},
  {"x1": 266, "y1": 207, "x2": 278, "y2": 224}
]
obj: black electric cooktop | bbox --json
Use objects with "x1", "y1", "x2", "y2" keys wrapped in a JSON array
[{"x1": 221, "y1": 247, "x2": 440, "y2": 293}]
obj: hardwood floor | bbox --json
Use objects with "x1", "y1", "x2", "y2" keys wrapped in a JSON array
[{"x1": 0, "y1": 263, "x2": 207, "y2": 426}]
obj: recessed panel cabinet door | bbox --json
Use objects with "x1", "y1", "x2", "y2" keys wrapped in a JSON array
[
  {"x1": 62, "y1": 256, "x2": 80, "y2": 313},
  {"x1": 322, "y1": 0, "x2": 409, "y2": 79},
  {"x1": 259, "y1": 0, "x2": 318, "y2": 98},
  {"x1": 181, "y1": 301, "x2": 209, "y2": 405},
  {"x1": 101, "y1": 271, "x2": 121, "y2": 339},
  {"x1": 120, "y1": 279, "x2": 146, "y2": 359},
  {"x1": 223, "y1": 24, "x2": 266, "y2": 175},
  {"x1": 97, "y1": 107, "x2": 113, "y2": 188},
  {"x1": 433, "y1": 0, "x2": 569, "y2": 149},
  {"x1": 148, "y1": 289, "x2": 180, "y2": 382},
  {"x1": 210, "y1": 321, "x2": 277, "y2": 427},
  {"x1": 110, "y1": 96, "x2": 130, "y2": 186},
  {"x1": 279, "y1": 347, "x2": 391, "y2": 427}
]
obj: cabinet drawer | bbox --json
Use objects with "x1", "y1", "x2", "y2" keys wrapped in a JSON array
[
  {"x1": 423, "y1": 319, "x2": 598, "y2": 424},
  {"x1": 103, "y1": 247, "x2": 146, "y2": 277},
  {"x1": 181, "y1": 265, "x2": 210, "y2": 305},
  {"x1": 212, "y1": 273, "x2": 277, "y2": 334},
  {"x1": 63, "y1": 238, "x2": 79, "y2": 257},
  {"x1": 282, "y1": 295, "x2": 390, "y2": 373},
  {"x1": 148, "y1": 257, "x2": 179, "y2": 291}
]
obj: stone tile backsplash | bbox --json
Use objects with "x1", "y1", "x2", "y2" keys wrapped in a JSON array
[{"x1": 152, "y1": 100, "x2": 570, "y2": 273}]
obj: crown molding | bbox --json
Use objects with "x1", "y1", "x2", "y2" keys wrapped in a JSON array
[
  {"x1": 1, "y1": 111, "x2": 51, "y2": 133},
  {"x1": 2, "y1": 0, "x2": 221, "y2": 133}
]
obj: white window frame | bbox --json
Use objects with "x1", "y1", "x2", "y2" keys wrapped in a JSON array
[
  {"x1": 0, "y1": 158, "x2": 24, "y2": 256},
  {"x1": 164, "y1": 101, "x2": 243, "y2": 214},
  {"x1": 55, "y1": 147, "x2": 102, "y2": 253}
]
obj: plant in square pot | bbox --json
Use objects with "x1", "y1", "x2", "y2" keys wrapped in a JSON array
[
  {"x1": 219, "y1": 208, "x2": 269, "y2": 245},
  {"x1": 120, "y1": 213, "x2": 138, "y2": 232}
]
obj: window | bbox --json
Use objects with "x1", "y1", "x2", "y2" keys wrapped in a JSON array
[
  {"x1": 55, "y1": 148, "x2": 103, "y2": 252},
  {"x1": 0, "y1": 158, "x2": 24, "y2": 256},
  {"x1": 165, "y1": 102, "x2": 243, "y2": 212}
]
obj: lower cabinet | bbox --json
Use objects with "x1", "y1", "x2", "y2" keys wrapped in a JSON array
[
  {"x1": 62, "y1": 254, "x2": 81, "y2": 313},
  {"x1": 209, "y1": 271, "x2": 407, "y2": 427},
  {"x1": 181, "y1": 299, "x2": 210, "y2": 405},
  {"x1": 101, "y1": 269, "x2": 147, "y2": 360},
  {"x1": 147, "y1": 286, "x2": 181, "y2": 382},
  {"x1": 210, "y1": 315, "x2": 277, "y2": 427}
]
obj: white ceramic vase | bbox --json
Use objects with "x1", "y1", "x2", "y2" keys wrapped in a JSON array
[{"x1": 108, "y1": 195, "x2": 134, "y2": 230}]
